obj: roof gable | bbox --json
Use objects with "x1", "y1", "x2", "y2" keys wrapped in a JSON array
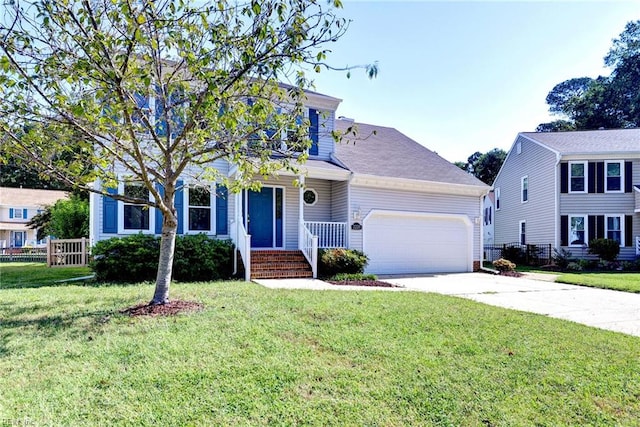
[
  {"x1": 520, "y1": 129, "x2": 640, "y2": 155},
  {"x1": 0, "y1": 187, "x2": 69, "y2": 207}
]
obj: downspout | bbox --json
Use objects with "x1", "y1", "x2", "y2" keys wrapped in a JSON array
[
  {"x1": 480, "y1": 188, "x2": 490, "y2": 271},
  {"x1": 298, "y1": 175, "x2": 305, "y2": 248},
  {"x1": 554, "y1": 153, "x2": 561, "y2": 251},
  {"x1": 347, "y1": 173, "x2": 353, "y2": 248}
]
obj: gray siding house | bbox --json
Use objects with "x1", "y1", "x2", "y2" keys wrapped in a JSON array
[
  {"x1": 90, "y1": 89, "x2": 489, "y2": 279},
  {"x1": 493, "y1": 129, "x2": 640, "y2": 260}
]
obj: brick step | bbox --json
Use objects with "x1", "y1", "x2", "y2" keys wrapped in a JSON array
[
  {"x1": 252, "y1": 262, "x2": 311, "y2": 271},
  {"x1": 252, "y1": 269, "x2": 313, "y2": 279}
]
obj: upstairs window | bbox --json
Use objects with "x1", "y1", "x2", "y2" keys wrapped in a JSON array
[
  {"x1": 605, "y1": 161, "x2": 623, "y2": 192},
  {"x1": 495, "y1": 188, "x2": 501, "y2": 210},
  {"x1": 569, "y1": 161, "x2": 586, "y2": 193},
  {"x1": 521, "y1": 176, "x2": 528, "y2": 203},
  {"x1": 122, "y1": 182, "x2": 150, "y2": 231},
  {"x1": 187, "y1": 186, "x2": 213, "y2": 232}
]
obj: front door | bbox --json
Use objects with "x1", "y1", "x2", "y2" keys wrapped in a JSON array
[
  {"x1": 11, "y1": 231, "x2": 25, "y2": 248},
  {"x1": 246, "y1": 187, "x2": 284, "y2": 248}
]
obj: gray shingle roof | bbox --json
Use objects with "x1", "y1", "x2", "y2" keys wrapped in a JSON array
[
  {"x1": 520, "y1": 129, "x2": 640, "y2": 155},
  {"x1": 333, "y1": 120, "x2": 487, "y2": 187}
]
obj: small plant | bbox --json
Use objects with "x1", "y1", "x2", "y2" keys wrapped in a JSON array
[
  {"x1": 501, "y1": 246, "x2": 525, "y2": 264},
  {"x1": 553, "y1": 248, "x2": 572, "y2": 269},
  {"x1": 330, "y1": 273, "x2": 378, "y2": 281},
  {"x1": 318, "y1": 248, "x2": 369, "y2": 278},
  {"x1": 492, "y1": 258, "x2": 516, "y2": 272},
  {"x1": 566, "y1": 262, "x2": 583, "y2": 271},
  {"x1": 588, "y1": 238, "x2": 620, "y2": 262}
]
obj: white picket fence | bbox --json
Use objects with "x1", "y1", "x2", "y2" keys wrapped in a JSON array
[{"x1": 47, "y1": 238, "x2": 90, "y2": 267}]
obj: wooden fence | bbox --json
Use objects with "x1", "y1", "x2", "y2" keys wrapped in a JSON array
[{"x1": 47, "y1": 238, "x2": 90, "y2": 267}]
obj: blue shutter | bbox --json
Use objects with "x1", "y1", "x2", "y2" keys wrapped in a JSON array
[
  {"x1": 23, "y1": 209, "x2": 28, "y2": 219},
  {"x1": 133, "y1": 93, "x2": 149, "y2": 125},
  {"x1": 625, "y1": 161, "x2": 633, "y2": 193},
  {"x1": 175, "y1": 180, "x2": 184, "y2": 234},
  {"x1": 102, "y1": 188, "x2": 118, "y2": 234},
  {"x1": 155, "y1": 184, "x2": 165, "y2": 235},
  {"x1": 9, "y1": 208, "x2": 14, "y2": 219},
  {"x1": 170, "y1": 90, "x2": 184, "y2": 138},
  {"x1": 560, "y1": 163, "x2": 568, "y2": 193},
  {"x1": 216, "y1": 185, "x2": 228, "y2": 235},
  {"x1": 155, "y1": 85, "x2": 167, "y2": 136},
  {"x1": 309, "y1": 108, "x2": 319, "y2": 155}
]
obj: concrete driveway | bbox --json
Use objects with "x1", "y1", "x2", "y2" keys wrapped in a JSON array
[{"x1": 256, "y1": 273, "x2": 640, "y2": 337}]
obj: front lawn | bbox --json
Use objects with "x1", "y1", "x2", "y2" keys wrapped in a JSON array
[
  {"x1": 0, "y1": 279, "x2": 638, "y2": 425},
  {"x1": 0, "y1": 262, "x2": 93, "y2": 289},
  {"x1": 555, "y1": 272, "x2": 640, "y2": 293}
]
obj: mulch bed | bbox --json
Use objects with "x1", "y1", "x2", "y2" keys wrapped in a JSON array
[
  {"x1": 120, "y1": 300, "x2": 204, "y2": 317},
  {"x1": 498, "y1": 271, "x2": 524, "y2": 278},
  {"x1": 328, "y1": 280, "x2": 402, "y2": 288}
]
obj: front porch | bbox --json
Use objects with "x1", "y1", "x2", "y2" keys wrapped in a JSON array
[{"x1": 229, "y1": 172, "x2": 351, "y2": 280}]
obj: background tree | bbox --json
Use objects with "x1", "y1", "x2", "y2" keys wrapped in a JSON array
[
  {"x1": 454, "y1": 148, "x2": 506, "y2": 185},
  {"x1": 538, "y1": 20, "x2": 640, "y2": 131},
  {"x1": 0, "y1": 0, "x2": 371, "y2": 305},
  {"x1": 28, "y1": 196, "x2": 89, "y2": 240}
]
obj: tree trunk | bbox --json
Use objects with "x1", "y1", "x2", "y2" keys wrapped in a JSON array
[{"x1": 151, "y1": 213, "x2": 178, "y2": 305}]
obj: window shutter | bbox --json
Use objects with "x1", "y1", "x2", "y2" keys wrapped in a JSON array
[
  {"x1": 588, "y1": 162, "x2": 596, "y2": 193},
  {"x1": 155, "y1": 184, "x2": 165, "y2": 235},
  {"x1": 588, "y1": 216, "x2": 596, "y2": 244},
  {"x1": 9, "y1": 208, "x2": 13, "y2": 219},
  {"x1": 309, "y1": 108, "x2": 319, "y2": 156},
  {"x1": 560, "y1": 163, "x2": 568, "y2": 193},
  {"x1": 23, "y1": 209, "x2": 28, "y2": 219},
  {"x1": 102, "y1": 188, "x2": 118, "y2": 234},
  {"x1": 596, "y1": 215, "x2": 605, "y2": 239},
  {"x1": 625, "y1": 215, "x2": 633, "y2": 247},
  {"x1": 175, "y1": 180, "x2": 184, "y2": 234},
  {"x1": 596, "y1": 162, "x2": 604, "y2": 193},
  {"x1": 560, "y1": 215, "x2": 568, "y2": 246},
  {"x1": 625, "y1": 161, "x2": 633, "y2": 193},
  {"x1": 216, "y1": 186, "x2": 228, "y2": 235}
]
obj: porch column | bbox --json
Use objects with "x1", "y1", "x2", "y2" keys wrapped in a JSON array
[{"x1": 298, "y1": 175, "x2": 305, "y2": 246}]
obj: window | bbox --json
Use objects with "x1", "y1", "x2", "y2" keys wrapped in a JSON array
[
  {"x1": 517, "y1": 141, "x2": 522, "y2": 154},
  {"x1": 122, "y1": 182, "x2": 151, "y2": 231},
  {"x1": 187, "y1": 186, "x2": 213, "y2": 232},
  {"x1": 495, "y1": 187, "x2": 501, "y2": 210},
  {"x1": 519, "y1": 221, "x2": 526, "y2": 245},
  {"x1": 569, "y1": 161, "x2": 587, "y2": 193},
  {"x1": 606, "y1": 215, "x2": 623, "y2": 245},
  {"x1": 605, "y1": 161, "x2": 623, "y2": 192},
  {"x1": 303, "y1": 189, "x2": 317, "y2": 206},
  {"x1": 521, "y1": 176, "x2": 528, "y2": 203},
  {"x1": 569, "y1": 215, "x2": 587, "y2": 246},
  {"x1": 13, "y1": 208, "x2": 23, "y2": 219}
]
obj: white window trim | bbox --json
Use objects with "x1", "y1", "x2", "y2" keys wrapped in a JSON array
[
  {"x1": 495, "y1": 187, "x2": 501, "y2": 211},
  {"x1": 303, "y1": 188, "x2": 318, "y2": 206},
  {"x1": 117, "y1": 181, "x2": 155, "y2": 234},
  {"x1": 568, "y1": 214, "x2": 588, "y2": 247},
  {"x1": 605, "y1": 214, "x2": 625, "y2": 246},
  {"x1": 568, "y1": 161, "x2": 588, "y2": 194},
  {"x1": 184, "y1": 183, "x2": 216, "y2": 234},
  {"x1": 13, "y1": 208, "x2": 23, "y2": 219},
  {"x1": 521, "y1": 176, "x2": 528, "y2": 203},
  {"x1": 605, "y1": 160, "x2": 624, "y2": 193},
  {"x1": 519, "y1": 220, "x2": 526, "y2": 245}
]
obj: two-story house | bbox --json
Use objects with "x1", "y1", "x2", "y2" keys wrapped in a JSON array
[
  {"x1": 492, "y1": 129, "x2": 640, "y2": 260},
  {"x1": 0, "y1": 187, "x2": 69, "y2": 248},
  {"x1": 89, "y1": 89, "x2": 489, "y2": 279}
]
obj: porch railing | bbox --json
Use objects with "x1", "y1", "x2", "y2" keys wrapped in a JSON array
[
  {"x1": 230, "y1": 220, "x2": 251, "y2": 281},
  {"x1": 47, "y1": 238, "x2": 90, "y2": 267},
  {"x1": 303, "y1": 221, "x2": 347, "y2": 249},
  {"x1": 300, "y1": 224, "x2": 318, "y2": 278}
]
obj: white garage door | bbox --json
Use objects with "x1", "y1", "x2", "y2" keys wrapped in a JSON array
[{"x1": 363, "y1": 210, "x2": 472, "y2": 275}]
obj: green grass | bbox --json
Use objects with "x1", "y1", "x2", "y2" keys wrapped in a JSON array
[
  {"x1": 0, "y1": 275, "x2": 639, "y2": 425},
  {"x1": 555, "y1": 272, "x2": 640, "y2": 293},
  {"x1": 0, "y1": 262, "x2": 93, "y2": 289}
]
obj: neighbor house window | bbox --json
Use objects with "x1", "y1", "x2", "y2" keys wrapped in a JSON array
[
  {"x1": 495, "y1": 188, "x2": 501, "y2": 210},
  {"x1": 569, "y1": 161, "x2": 587, "y2": 193},
  {"x1": 122, "y1": 182, "x2": 151, "y2": 231},
  {"x1": 187, "y1": 186, "x2": 213, "y2": 232},
  {"x1": 13, "y1": 208, "x2": 23, "y2": 219},
  {"x1": 521, "y1": 176, "x2": 528, "y2": 203},
  {"x1": 569, "y1": 215, "x2": 587, "y2": 246},
  {"x1": 605, "y1": 161, "x2": 623, "y2": 192},
  {"x1": 519, "y1": 220, "x2": 526, "y2": 245},
  {"x1": 606, "y1": 215, "x2": 623, "y2": 245}
]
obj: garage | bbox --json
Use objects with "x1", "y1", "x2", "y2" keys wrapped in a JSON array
[{"x1": 363, "y1": 210, "x2": 473, "y2": 275}]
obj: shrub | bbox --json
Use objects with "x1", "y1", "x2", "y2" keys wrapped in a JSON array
[
  {"x1": 91, "y1": 233, "x2": 234, "y2": 282},
  {"x1": 501, "y1": 246, "x2": 525, "y2": 264},
  {"x1": 330, "y1": 273, "x2": 378, "y2": 281},
  {"x1": 566, "y1": 262, "x2": 583, "y2": 272},
  {"x1": 588, "y1": 238, "x2": 620, "y2": 262},
  {"x1": 318, "y1": 248, "x2": 369, "y2": 278},
  {"x1": 553, "y1": 248, "x2": 572, "y2": 269},
  {"x1": 492, "y1": 258, "x2": 516, "y2": 272}
]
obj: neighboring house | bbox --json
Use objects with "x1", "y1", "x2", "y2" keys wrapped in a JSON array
[
  {"x1": 0, "y1": 187, "x2": 69, "y2": 248},
  {"x1": 89, "y1": 90, "x2": 489, "y2": 278},
  {"x1": 492, "y1": 129, "x2": 640, "y2": 260}
]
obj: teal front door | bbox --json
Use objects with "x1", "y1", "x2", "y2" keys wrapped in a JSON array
[{"x1": 246, "y1": 187, "x2": 284, "y2": 248}]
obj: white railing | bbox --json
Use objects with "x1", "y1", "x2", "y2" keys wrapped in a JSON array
[
  {"x1": 230, "y1": 220, "x2": 251, "y2": 281},
  {"x1": 47, "y1": 237, "x2": 89, "y2": 267},
  {"x1": 636, "y1": 236, "x2": 640, "y2": 256},
  {"x1": 300, "y1": 224, "x2": 318, "y2": 278},
  {"x1": 303, "y1": 221, "x2": 347, "y2": 249}
]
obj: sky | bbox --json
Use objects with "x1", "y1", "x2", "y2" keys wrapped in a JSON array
[{"x1": 309, "y1": 0, "x2": 640, "y2": 163}]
